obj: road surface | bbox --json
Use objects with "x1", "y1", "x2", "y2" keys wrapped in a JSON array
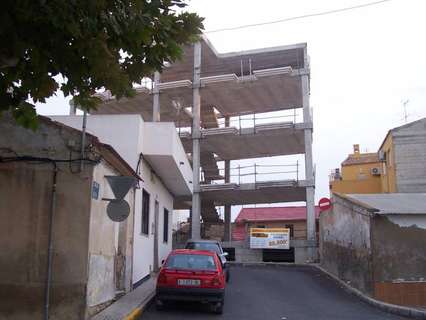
[{"x1": 140, "y1": 265, "x2": 408, "y2": 319}]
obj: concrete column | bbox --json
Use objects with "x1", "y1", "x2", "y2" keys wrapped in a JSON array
[
  {"x1": 224, "y1": 116, "x2": 232, "y2": 242},
  {"x1": 191, "y1": 42, "x2": 202, "y2": 240},
  {"x1": 302, "y1": 59, "x2": 315, "y2": 243},
  {"x1": 152, "y1": 72, "x2": 161, "y2": 122}
]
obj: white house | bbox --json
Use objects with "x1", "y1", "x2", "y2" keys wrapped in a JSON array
[{"x1": 50, "y1": 114, "x2": 193, "y2": 286}]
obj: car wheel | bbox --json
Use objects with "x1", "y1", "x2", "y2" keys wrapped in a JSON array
[{"x1": 212, "y1": 301, "x2": 223, "y2": 314}]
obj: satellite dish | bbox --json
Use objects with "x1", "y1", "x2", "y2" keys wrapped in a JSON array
[{"x1": 107, "y1": 199, "x2": 130, "y2": 222}]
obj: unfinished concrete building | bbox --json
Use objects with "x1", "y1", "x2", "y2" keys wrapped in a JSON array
[{"x1": 90, "y1": 36, "x2": 316, "y2": 260}]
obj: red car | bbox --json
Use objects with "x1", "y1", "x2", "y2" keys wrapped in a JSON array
[{"x1": 156, "y1": 249, "x2": 226, "y2": 314}]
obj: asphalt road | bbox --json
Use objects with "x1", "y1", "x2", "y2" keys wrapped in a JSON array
[{"x1": 141, "y1": 265, "x2": 408, "y2": 320}]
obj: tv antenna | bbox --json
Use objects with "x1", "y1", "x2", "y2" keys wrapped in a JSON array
[{"x1": 402, "y1": 99, "x2": 410, "y2": 123}]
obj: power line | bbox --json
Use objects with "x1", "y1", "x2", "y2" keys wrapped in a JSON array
[{"x1": 206, "y1": 0, "x2": 393, "y2": 33}]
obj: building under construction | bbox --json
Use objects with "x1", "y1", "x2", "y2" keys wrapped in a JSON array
[{"x1": 91, "y1": 36, "x2": 316, "y2": 261}]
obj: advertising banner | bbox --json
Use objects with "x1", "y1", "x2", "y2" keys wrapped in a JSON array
[{"x1": 250, "y1": 228, "x2": 290, "y2": 249}]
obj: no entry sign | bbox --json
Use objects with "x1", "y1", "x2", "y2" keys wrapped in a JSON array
[{"x1": 319, "y1": 197, "x2": 332, "y2": 211}]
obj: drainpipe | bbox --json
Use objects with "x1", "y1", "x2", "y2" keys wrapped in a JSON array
[
  {"x1": 44, "y1": 163, "x2": 58, "y2": 320},
  {"x1": 80, "y1": 110, "x2": 87, "y2": 172}
]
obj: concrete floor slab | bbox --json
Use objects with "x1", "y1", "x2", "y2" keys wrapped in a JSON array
[
  {"x1": 174, "y1": 180, "x2": 310, "y2": 208},
  {"x1": 91, "y1": 73, "x2": 302, "y2": 124},
  {"x1": 181, "y1": 122, "x2": 307, "y2": 160}
]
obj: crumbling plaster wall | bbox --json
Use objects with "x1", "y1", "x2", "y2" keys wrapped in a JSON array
[
  {"x1": 86, "y1": 163, "x2": 135, "y2": 311},
  {"x1": 372, "y1": 214, "x2": 426, "y2": 282},
  {"x1": 320, "y1": 195, "x2": 374, "y2": 294}
]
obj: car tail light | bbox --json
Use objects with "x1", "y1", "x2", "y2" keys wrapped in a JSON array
[
  {"x1": 157, "y1": 270, "x2": 167, "y2": 286},
  {"x1": 212, "y1": 274, "x2": 223, "y2": 287}
]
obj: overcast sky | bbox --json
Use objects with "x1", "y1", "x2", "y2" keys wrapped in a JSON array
[{"x1": 36, "y1": 0, "x2": 426, "y2": 221}]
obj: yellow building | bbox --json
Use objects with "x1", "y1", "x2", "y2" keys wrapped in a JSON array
[
  {"x1": 379, "y1": 132, "x2": 397, "y2": 193},
  {"x1": 330, "y1": 144, "x2": 382, "y2": 194}
]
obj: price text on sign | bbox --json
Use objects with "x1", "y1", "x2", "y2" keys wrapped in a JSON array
[{"x1": 250, "y1": 228, "x2": 290, "y2": 250}]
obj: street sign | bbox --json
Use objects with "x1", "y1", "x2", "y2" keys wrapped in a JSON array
[
  {"x1": 107, "y1": 199, "x2": 130, "y2": 222},
  {"x1": 319, "y1": 197, "x2": 332, "y2": 211}
]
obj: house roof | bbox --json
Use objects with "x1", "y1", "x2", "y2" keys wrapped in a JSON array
[
  {"x1": 235, "y1": 206, "x2": 320, "y2": 224},
  {"x1": 345, "y1": 193, "x2": 426, "y2": 215},
  {"x1": 341, "y1": 153, "x2": 379, "y2": 166}
]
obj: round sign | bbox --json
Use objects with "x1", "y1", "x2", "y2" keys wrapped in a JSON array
[
  {"x1": 107, "y1": 199, "x2": 130, "y2": 222},
  {"x1": 318, "y1": 197, "x2": 332, "y2": 211}
]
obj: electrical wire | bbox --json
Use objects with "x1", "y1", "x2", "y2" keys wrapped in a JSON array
[{"x1": 206, "y1": 0, "x2": 394, "y2": 33}]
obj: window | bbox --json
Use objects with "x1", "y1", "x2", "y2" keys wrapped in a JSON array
[
  {"x1": 141, "y1": 189, "x2": 150, "y2": 235},
  {"x1": 256, "y1": 225, "x2": 266, "y2": 228},
  {"x1": 163, "y1": 208, "x2": 169, "y2": 243},
  {"x1": 186, "y1": 242, "x2": 221, "y2": 254},
  {"x1": 165, "y1": 254, "x2": 217, "y2": 271}
]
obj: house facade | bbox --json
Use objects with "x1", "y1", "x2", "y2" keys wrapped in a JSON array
[
  {"x1": 330, "y1": 118, "x2": 426, "y2": 196},
  {"x1": 51, "y1": 114, "x2": 193, "y2": 286},
  {"x1": 379, "y1": 118, "x2": 426, "y2": 193},
  {"x1": 231, "y1": 206, "x2": 320, "y2": 263},
  {"x1": 329, "y1": 144, "x2": 382, "y2": 194},
  {"x1": 0, "y1": 115, "x2": 138, "y2": 319}
]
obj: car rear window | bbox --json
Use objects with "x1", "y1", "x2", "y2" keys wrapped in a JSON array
[
  {"x1": 186, "y1": 242, "x2": 221, "y2": 254},
  {"x1": 165, "y1": 254, "x2": 217, "y2": 271}
]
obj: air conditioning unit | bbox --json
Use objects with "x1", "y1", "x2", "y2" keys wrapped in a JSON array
[{"x1": 371, "y1": 167, "x2": 381, "y2": 176}]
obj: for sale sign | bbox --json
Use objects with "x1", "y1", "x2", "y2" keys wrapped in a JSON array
[{"x1": 250, "y1": 228, "x2": 290, "y2": 249}]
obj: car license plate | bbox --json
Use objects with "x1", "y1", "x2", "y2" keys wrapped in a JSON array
[{"x1": 177, "y1": 279, "x2": 200, "y2": 286}]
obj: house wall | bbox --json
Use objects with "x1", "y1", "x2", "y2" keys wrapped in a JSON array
[
  {"x1": 371, "y1": 214, "x2": 426, "y2": 307},
  {"x1": 330, "y1": 162, "x2": 382, "y2": 194},
  {"x1": 86, "y1": 162, "x2": 135, "y2": 313},
  {"x1": 393, "y1": 119, "x2": 426, "y2": 193},
  {"x1": 0, "y1": 115, "x2": 97, "y2": 320},
  {"x1": 379, "y1": 134, "x2": 397, "y2": 193},
  {"x1": 133, "y1": 160, "x2": 173, "y2": 281},
  {"x1": 50, "y1": 115, "x2": 175, "y2": 284},
  {"x1": 0, "y1": 162, "x2": 93, "y2": 320},
  {"x1": 319, "y1": 195, "x2": 374, "y2": 295}
]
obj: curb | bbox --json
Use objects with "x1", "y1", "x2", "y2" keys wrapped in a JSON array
[
  {"x1": 122, "y1": 291, "x2": 156, "y2": 320},
  {"x1": 315, "y1": 265, "x2": 426, "y2": 319}
]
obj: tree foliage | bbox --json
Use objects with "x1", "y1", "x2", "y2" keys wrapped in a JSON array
[{"x1": 0, "y1": 0, "x2": 203, "y2": 128}]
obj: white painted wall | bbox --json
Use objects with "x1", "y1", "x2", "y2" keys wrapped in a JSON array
[
  {"x1": 50, "y1": 114, "x2": 181, "y2": 284},
  {"x1": 143, "y1": 122, "x2": 193, "y2": 196}
]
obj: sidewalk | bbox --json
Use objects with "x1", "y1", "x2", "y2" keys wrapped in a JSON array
[{"x1": 92, "y1": 276, "x2": 156, "y2": 320}]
